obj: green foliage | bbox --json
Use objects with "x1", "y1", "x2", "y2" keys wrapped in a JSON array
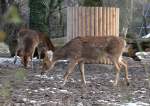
[
  {"x1": 0, "y1": 81, "x2": 11, "y2": 98},
  {"x1": 143, "y1": 64, "x2": 150, "y2": 88},
  {"x1": 4, "y1": 5, "x2": 22, "y2": 24},
  {"x1": 14, "y1": 68, "x2": 27, "y2": 81},
  {"x1": 83, "y1": 0, "x2": 103, "y2": 6},
  {"x1": 0, "y1": 68, "x2": 26, "y2": 99},
  {"x1": 125, "y1": 96, "x2": 132, "y2": 102}
]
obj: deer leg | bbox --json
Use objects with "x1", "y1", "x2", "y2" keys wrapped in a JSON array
[
  {"x1": 31, "y1": 48, "x2": 36, "y2": 71},
  {"x1": 113, "y1": 62, "x2": 121, "y2": 86},
  {"x1": 38, "y1": 50, "x2": 41, "y2": 62},
  {"x1": 47, "y1": 61, "x2": 56, "y2": 73},
  {"x1": 37, "y1": 47, "x2": 41, "y2": 69},
  {"x1": 120, "y1": 60, "x2": 129, "y2": 86},
  {"x1": 13, "y1": 49, "x2": 18, "y2": 64},
  {"x1": 79, "y1": 62, "x2": 86, "y2": 85},
  {"x1": 63, "y1": 60, "x2": 77, "y2": 85}
]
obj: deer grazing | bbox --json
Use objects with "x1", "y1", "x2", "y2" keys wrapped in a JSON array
[
  {"x1": 41, "y1": 36, "x2": 129, "y2": 86},
  {"x1": 14, "y1": 28, "x2": 55, "y2": 69}
]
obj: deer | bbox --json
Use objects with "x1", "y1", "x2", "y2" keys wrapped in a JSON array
[
  {"x1": 13, "y1": 28, "x2": 55, "y2": 69},
  {"x1": 41, "y1": 36, "x2": 129, "y2": 86}
]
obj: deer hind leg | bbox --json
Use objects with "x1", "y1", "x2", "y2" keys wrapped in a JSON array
[
  {"x1": 79, "y1": 62, "x2": 86, "y2": 85},
  {"x1": 63, "y1": 60, "x2": 77, "y2": 85},
  {"x1": 120, "y1": 59, "x2": 129, "y2": 86},
  {"x1": 37, "y1": 47, "x2": 42, "y2": 69},
  {"x1": 113, "y1": 62, "x2": 121, "y2": 86}
]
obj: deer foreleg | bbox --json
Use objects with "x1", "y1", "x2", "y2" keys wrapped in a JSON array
[
  {"x1": 63, "y1": 60, "x2": 77, "y2": 85},
  {"x1": 120, "y1": 60, "x2": 129, "y2": 86},
  {"x1": 79, "y1": 62, "x2": 86, "y2": 85},
  {"x1": 113, "y1": 62, "x2": 121, "y2": 86},
  {"x1": 13, "y1": 49, "x2": 18, "y2": 64},
  {"x1": 31, "y1": 48, "x2": 36, "y2": 71}
]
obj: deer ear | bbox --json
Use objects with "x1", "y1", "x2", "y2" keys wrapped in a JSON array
[{"x1": 47, "y1": 50, "x2": 53, "y2": 61}]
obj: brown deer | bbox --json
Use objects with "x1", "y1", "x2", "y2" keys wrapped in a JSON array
[
  {"x1": 14, "y1": 28, "x2": 55, "y2": 69},
  {"x1": 41, "y1": 36, "x2": 129, "y2": 86}
]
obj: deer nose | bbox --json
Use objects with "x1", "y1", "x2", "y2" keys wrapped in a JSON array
[{"x1": 40, "y1": 71, "x2": 45, "y2": 75}]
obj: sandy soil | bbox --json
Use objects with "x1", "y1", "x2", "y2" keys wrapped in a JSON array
[{"x1": 0, "y1": 56, "x2": 150, "y2": 106}]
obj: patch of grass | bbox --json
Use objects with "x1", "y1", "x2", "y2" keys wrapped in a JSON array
[
  {"x1": 14, "y1": 68, "x2": 27, "y2": 81},
  {"x1": 125, "y1": 95, "x2": 132, "y2": 102},
  {"x1": 0, "y1": 81, "x2": 11, "y2": 98},
  {"x1": 120, "y1": 95, "x2": 132, "y2": 104},
  {"x1": 143, "y1": 63, "x2": 150, "y2": 89}
]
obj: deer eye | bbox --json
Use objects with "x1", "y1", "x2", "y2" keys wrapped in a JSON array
[{"x1": 43, "y1": 63, "x2": 47, "y2": 66}]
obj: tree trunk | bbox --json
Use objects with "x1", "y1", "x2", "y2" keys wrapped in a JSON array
[
  {"x1": 29, "y1": 0, "x2": 51, "y2": 34},
  {"x1": 0, "y1": 0, "x2": 7, "y2": 14},
  {"x1": 143, "y1": 16, "x2": 148, "y2": 35}
]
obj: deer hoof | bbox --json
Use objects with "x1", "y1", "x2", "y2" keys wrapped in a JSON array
[
  {"x1": 126, "y1": 81, "x2": 130, "y2": 86},
  {"x1": 113, "y1": 81, "x2": 118, "y2": 86},
  {"x1": 61, "y1": 80, "x2": 67, "y2": 87}
]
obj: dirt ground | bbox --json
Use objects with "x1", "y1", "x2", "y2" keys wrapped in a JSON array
[{"x1": 0, "y1": 56, "x2": 150, "y2": 106}]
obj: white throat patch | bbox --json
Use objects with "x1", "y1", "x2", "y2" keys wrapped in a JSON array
[{"x1": 47, "y1": 50, "x2": 53, "y2": 61}]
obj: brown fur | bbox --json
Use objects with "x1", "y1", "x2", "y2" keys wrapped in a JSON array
[
  {"x1": 14, "y1": 28, "x2": 55, "y2": 68},
  {"x1": 42, "y1": 36, "x2": 129, "y2": 86}
]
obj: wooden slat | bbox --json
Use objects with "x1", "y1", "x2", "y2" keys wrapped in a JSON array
[
  {"x1": 66, "y1": 7, "x2": 69, "y2": 41},
  {"x1": 112, "y1": 7, "x2": 115, "y2": 36},
  {"x1": 109, "y1": 7, "x2": 113, "y2": 36},
  {"x1": 78, "y1": 7, "x2": 82, "y2": 37},
  {"x1": 116, "y1": 8, "x2": 119, "y2": 36},
  {"x1": 67, "y1": 7, "x2": 71, "y2": 42},
  {"x1": 99, "y1": 7, "x2": 102, "y2": 36},
  {"x1": 91, "y1": 7, "x2": 95, "y2": 36},
  {"x1": 95, "y1": 7, "x2": 99, "y2": 36},
  {"x1": 82, "y1": 7, "x2": 86, "y2": 36},
  {"x1": 75, "y1": 7, "x2": 78, "y2": 38},
  {"x1": 86, "y1": 7, "x2": 91, "y2": 36},
  {"x1": 102, "y1": 7, "x2": 107, "y2": 36},
  {"x1": 72, "y1": 7, "x2": 75, "y2": 39},
  {"x1": 114, "y1": 8, "x2": 117, "y2": 36},
  {"x1": 106, "y1": 7, "x2": 109, "y2": 36}
]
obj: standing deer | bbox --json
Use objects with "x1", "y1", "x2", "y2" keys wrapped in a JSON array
[
  {"x1": 14, "y1": 28, "x2": 55, "y2": 69},
  {"x1": 41, "y1": 36, "x2": 129, "y2": 86}
]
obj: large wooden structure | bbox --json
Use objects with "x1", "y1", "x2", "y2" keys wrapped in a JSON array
[{"x1": 67, "y1": 7, "x2": 120, "y2": 42}]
